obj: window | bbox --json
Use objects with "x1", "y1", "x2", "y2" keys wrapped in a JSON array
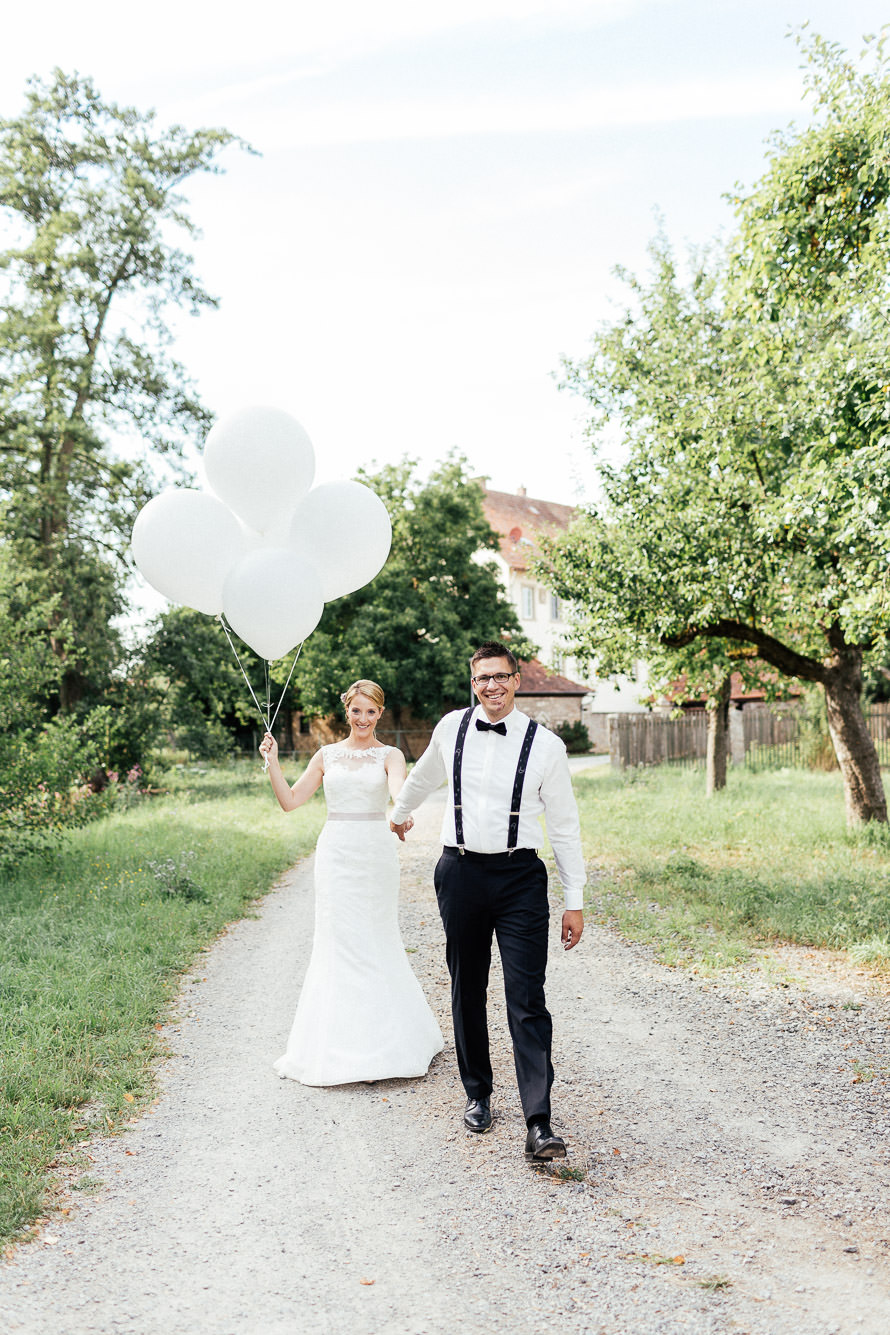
[
  {"x1": 550, "y1": 593, "x2": 561, "y2": 621},
  {"x1": 521, "y1": 585, "x2": 535, "y2": 619}
]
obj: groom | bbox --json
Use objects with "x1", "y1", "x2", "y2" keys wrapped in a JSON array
[{"x1": 390, "y1": 641, "x2": 585, "y2": 1160}]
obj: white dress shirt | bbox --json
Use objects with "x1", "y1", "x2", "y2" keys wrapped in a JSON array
[{"x1": 391, "y1": 705, "x2": 586, "y2": 910}]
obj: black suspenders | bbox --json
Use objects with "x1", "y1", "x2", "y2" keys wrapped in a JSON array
[
  {"x1": 452, "y1": 707, "x2": 474, "y2": 853},
  {"x1": 452, "y1": 710, "x2": 538, "y2": 855},
  {"x1": 508, "y1": 717, "x2": 538, "y2": 850}
]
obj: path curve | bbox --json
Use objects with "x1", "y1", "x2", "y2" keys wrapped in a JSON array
[{"x1": 2, "y1": 790, "x2": 889, "y2": 1334}]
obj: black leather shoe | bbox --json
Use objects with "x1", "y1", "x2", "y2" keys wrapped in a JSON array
[
  {"x1": 525, "y1": 1120, "x2": 567, "y2": 1160},
  {"x1": 463, "y1": 1097, "x2": 492, "y2": 1133}
]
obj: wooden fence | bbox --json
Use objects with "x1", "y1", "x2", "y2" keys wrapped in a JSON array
[
  {"x1": 741, "y1": 707, "x2": 806, "y2": 771},
  {"x1": 868, "y1": 704, "x2": 890, "y2": 766},
  {"x1": 608, "y1": 710, "x2": 709, "y2": 770},
  {"x1": 609, "y1": 703, "x2": 890, "y2": 771}
]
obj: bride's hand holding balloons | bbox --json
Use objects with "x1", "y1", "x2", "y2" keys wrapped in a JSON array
[{"x1": 259, "y1": 733, "x2": 279, "y2": 764}]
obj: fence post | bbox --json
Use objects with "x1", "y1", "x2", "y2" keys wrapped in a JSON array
[
  {"x1": 608, "y1": 715, "x2": 622, "y2": 769},
  {"x1": 729, "y1": 708, "x2": 744, "y2": 766}
]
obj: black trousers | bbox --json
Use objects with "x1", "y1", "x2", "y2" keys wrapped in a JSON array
[{"x1": 433, "y1": 846, "x2": 553, "y2": 1124}]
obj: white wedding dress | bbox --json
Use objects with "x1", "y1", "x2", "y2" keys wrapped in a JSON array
[{"x1": 274, "y1": 744, "x2": 443, "y2": 1085}]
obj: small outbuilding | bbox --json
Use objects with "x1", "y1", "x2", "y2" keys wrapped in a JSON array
[{"x1": 516, "y1": 658, "x2": 591, "y2": 735}]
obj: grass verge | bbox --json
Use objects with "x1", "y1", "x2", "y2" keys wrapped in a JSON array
[
  {"x1": 572, "y1": 765, "x2": 890, "y2": 973},
  {"x1": 0, "y1": 758, "x2": 324, "y2": 1248}
]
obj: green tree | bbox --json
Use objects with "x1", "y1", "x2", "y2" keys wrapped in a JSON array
[
  {"x1": 0, "y1": 69, "x2": 245, "y2": 710},
  {"x1": 0, "y1": 551, "x2": 102, "y2": 857},
  {"x1": 296, "y1": 456, "x2": 536, "y2": 736},
  {"x1": 541, "y1": 34, "x2": 890, "y2": 824},
  {"x1": 143, "y1": 606, "x2": 275, "y2": 757}
]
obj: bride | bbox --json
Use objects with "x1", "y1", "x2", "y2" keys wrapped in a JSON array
[{"x1": 259, "y1": 680, "x2": 443, "y2": 1085}]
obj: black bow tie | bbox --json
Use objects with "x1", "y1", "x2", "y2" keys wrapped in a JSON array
[{"x1": 476, "y1": 718, "x2": 507, "y2": 735}]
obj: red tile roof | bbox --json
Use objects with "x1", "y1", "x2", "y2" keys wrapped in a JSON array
[
  {"x1": 669, "y1": 671, "x2": 802, "y2": 707},
  {"x1": 517, "y1": 658, "x2": 589, "y2": 697},
  {"x1": 481, "y1": 485, "x2": 576, "y2": 572}
]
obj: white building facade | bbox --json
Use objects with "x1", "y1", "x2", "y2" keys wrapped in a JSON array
[{"x1": 480, "y1": 483, "x2": 648, "y2": 745}]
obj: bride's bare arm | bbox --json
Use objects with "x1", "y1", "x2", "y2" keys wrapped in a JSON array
[
  {"x1": 384, "y1": 747, "x2": 408, "y2": 801},
  {"x1": 259, "y1": 734, "x2": 324, "y2": 812},
  {"x1": 384, "y1": 748, "x2": 414, "y2": 836}
]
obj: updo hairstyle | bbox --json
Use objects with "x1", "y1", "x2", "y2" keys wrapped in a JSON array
[{"x1": 340, "y1": 679, "x2": 385, "y2": 711}]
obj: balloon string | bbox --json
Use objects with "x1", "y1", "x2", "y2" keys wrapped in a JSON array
[
  {"x1": 267, "y1": 641, "x2": 303, "y2": 738},
  {"x1": 218, "y1": 615, "x2": 272, "y2": 728},
  {"x1": 217, "y1": 616, "x2": 304, "y2": 770}
]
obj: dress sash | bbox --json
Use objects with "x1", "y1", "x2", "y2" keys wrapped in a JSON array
[{"x1": 326, "y1": 812, "x2": 387, "y2": 821}]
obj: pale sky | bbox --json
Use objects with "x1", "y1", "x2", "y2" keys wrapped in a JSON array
[{"x1": 1, "y1": 1, "x2": 886, "y2": 506}]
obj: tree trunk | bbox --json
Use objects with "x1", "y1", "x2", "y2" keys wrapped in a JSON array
[
  {"x1": 705, "y1": 675, "x2": 732, "y2": 796},
  {"x1": 822, "y1": 648, "x2": 887, "y2": 825}
]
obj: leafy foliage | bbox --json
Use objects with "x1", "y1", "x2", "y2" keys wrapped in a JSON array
[
  {"x1": 541, "y1": 33, "x2": 890, "y2": 823},
  {"x1": 0, "y1": 68, "x2": 243, "y2": 843},
  {"x1": 142, "y1": 606, "x2": 272, "y2": 757},
  {"x1": 0, "y1": 553, "x2": 102, "y2": 857},
  {"x1": 554, "y1": 720, "x2": 591, "y2": 754},
  {"x1": 0, "y1": 69, "x2": 245, "y2": 710}
]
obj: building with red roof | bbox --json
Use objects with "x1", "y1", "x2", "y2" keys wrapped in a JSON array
[{"x1": 478, "y1": 481, "x2": 649, "y2": 746}]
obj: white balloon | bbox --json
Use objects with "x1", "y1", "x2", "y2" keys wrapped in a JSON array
[
  {"x1": 203, "y1": 406, "x2": 315, "y2": 534},
  {"x1": 288, "y1": 480, "x2": 392, "y2": 601},
  {"x1": 131, "y1": 489, "x2": 246, "y2": 615},
  {"x1": 222, "y1": 548, "x2": 324, "y2": 660},
  {"x1": 237, "y1": 514, "x2": 292, "y2": 553}
]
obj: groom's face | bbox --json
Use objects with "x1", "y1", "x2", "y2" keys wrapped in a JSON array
[{"x1": 471, "y1": 656, "x2": 519, "y2": 722}]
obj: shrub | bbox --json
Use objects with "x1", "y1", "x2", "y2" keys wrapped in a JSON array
[
  {"x1": 555, "y1": 720, "x2": 592, "y2": 754},
  {"x1": 797, "y1": 688, "x2": 838, "y2": 772},
  {"x1": 0, "y1": 716, "x2": 104, "y2": 864}
]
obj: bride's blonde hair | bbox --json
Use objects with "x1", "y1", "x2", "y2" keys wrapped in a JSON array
[{"x1": 340, "y1": 679, "x2": 385, "y2": 711}]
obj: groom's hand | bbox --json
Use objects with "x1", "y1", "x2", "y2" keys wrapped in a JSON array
[
  {"x1": 390, "y1": 819, "x2": 411, "y2": 841},
  {"x1": 561, "y1": 910, "x2": 584, "y2": 951}
]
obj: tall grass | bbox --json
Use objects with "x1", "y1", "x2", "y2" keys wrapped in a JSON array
[
  {"x1": 572, "y1": 766, "x2": 890, "y2": 971},
  {"x1": 0, "y1": 760, "x2": 324, "y2": 1246}
]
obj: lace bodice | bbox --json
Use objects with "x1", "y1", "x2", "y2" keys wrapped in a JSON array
[{"x1": 321, "y1": 744, "x2": 391, "y2": 814}]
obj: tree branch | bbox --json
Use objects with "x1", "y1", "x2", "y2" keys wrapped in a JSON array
[{"x1": 664, "y1": 618, "x2": 826, "y2": 682}]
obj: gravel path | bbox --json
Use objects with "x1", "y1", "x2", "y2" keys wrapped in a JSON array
[{"x1": 2, "y1": 788, "x2": 890, "y2": 1334}]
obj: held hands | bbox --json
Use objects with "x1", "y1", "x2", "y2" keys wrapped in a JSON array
[
  {"x1": 389, "y1": 817, "x2": 414, "y2": 841},
  {"x1": 561, "y1": 910, "x2": 584, "y2": 951}
]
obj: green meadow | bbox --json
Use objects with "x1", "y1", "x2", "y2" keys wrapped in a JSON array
[
  {"x1": 572, "y1": 765, "x2": 890, "y2": 972},
  {"x1": 0, "y1": 761, "x2": 323, "y2": 1246}
]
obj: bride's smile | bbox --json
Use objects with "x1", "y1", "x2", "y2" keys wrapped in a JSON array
[{"x1": 347, "y1": 696, "x2": 383, "y2": 746}]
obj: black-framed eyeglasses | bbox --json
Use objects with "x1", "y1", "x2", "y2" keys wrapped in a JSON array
[{"x1": 472, "y1": 672, "x2": 515, "y2": 686}]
